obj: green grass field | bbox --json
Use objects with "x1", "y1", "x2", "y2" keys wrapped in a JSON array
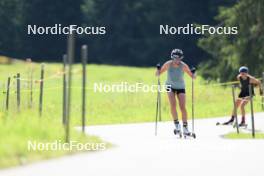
[
  {"x1": 224, "y1": 132, "x2": 264, "y2": 139},
  {"x1": 0, "y1": 60, "x2": 263, "y2": 168}
]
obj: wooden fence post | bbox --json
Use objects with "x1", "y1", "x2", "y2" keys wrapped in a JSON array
[
  {"x1": 16, "y1": 73, "x2": 20, "y2": 112},
  {"x1": 81, "y1": 45, "x2": 88, "y2": 133},
  {"x1": 62, "y1": 54, "x2": 67, "y2": 125},
  {"x1": 5, "y1": 77, "x2": 11, "y2": 111},
  {"x1": 65, "y1": 33, "x2": 75, "y2": 143},
  {"x1": 39, "y1": 64, "x2": 45, "y2": 117}
]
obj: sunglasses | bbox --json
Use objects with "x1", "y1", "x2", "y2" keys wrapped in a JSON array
[
  {"x1": 172, "y1": 57, "x2": 182, "y2": 61},
  {"x1": 171, "y1": 54, "x2": 183, "y2": 60}
]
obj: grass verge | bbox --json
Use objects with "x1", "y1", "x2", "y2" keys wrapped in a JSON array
[
  {"x1": 224, "y1": 132, "x2": 264, "y2": 139},
  {"x1": 0, "y1": 111, "x2": 110, "y2": 168}
]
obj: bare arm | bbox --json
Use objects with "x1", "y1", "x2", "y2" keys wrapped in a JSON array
[
  {"x1": 249, "y1": 75, "x2": 261, "y2": 85},
  {"x1": 249, "y1": 75, "x2": 263, "y2": 95},
  {"x1": 237, "y1": 74, "x2": 240, "y2": 81},
  {"x1": 182, "y1": 62, "x2": 195, "y2": 78},
  {"x1": 156, "y1": 60, "x2": 171, "y2": 76}
]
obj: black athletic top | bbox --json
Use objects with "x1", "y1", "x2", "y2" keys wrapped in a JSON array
[{"x1": 239, "y1": 76, "x2": 254, "y2": 98}]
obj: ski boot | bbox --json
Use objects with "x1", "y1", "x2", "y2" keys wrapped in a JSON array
[
  {"x1": 238, "y1": 121, "x2": 248, "y2": 128},
  {"x1": 221, "y1": 118, "x2": 234, "y2": 125},
  {"x1": 173, "y1": 123, "x2": 182, "y2": 138},
  {"x1": 183, "y1": 125, "x2": 192, "y2": 138}
]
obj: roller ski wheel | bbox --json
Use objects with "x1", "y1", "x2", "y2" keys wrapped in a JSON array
[
  {"x1": 173, "y1": 129, "x2": 182, "y2": 138},
  {"x1": 183, "y1": 132, "x2": 196, "y2": 139},
  {"x1": 191, "y1": 133, "x2": 196, "y2": 139},
  {"x1": 239, "y1": 123, "x2": 248, "y2": 128},
  {"x1": 182, "y1": 125, "x2": 196, "y2": 139}
]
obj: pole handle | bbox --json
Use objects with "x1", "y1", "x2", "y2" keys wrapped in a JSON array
[
  {"x1": 156, "y1": 63, "x2": 161, "y2": 70},
  {"x1": 191, "y1": 67, "x2": 196, "y2": 74}
]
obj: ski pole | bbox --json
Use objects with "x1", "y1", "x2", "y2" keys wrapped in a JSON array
[
  {"x1": 191, "y1": 67, "x2": 196, "y2": 138},
  {"x1": 155, "y1": 63, "x2": 161, "y2": 136},
  {"x1": 261, "y1": 72, "x2": 264, "y2": 111},
  {"x1": 232, "y1": 85, "x2": 239, "y2": 134},
  {"x1": 158, "y1": 74, "x2": 162, "y2": 122},
  {"x1": 249, "y1": 84, "x2": 255, "y2": 138},
  {"x1": 155, "y1": 91, "x2": 159, "y2": 136}
]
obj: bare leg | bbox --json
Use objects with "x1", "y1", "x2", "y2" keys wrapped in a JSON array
[
  {"x1": 232, "y1": 99, "x2": 242, "y2": 116},
  {"x1": 223, "y1": 99, "x2": 242, "y2": 125},
  {"x1": 177, "y1": 93, "x2": 187, "y2": 123},
  {"x1": 167, "y1": 91, "x2": 178, "y2": 120},
  {"x1": 240, "y1": 99, "x2": 249, "y2": 119}
]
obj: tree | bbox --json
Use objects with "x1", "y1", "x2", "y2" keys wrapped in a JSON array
[
  {"x1": 22, "y1": 0, "x2": 83, "y2": 60},
  {"x1": 0, "y1": 0, "x2": 235, "y2": 64},
  {"x1": 0, "y1": 0, "x2": 25, "y2": 57},
  {"x1": 198, "y1": 0, "x2": 264, "y2": 82},
  {"x1": 82, "y1": 0, "x2": 235, "y2": 66}
]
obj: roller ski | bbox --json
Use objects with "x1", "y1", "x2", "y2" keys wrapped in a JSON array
[
  {"x1": 238, "y1": 117, "x2": 247, "y2": 128},
  {"x1": 234, "y1": 121, "x2": 248, "y2": 129},
  {"x1": 183, "y1": 125, "x2": 196, "y2": 139},
  {"x1": 216, "y1": 118, "x2": 234, "y2": 126},
  {"x1": 216, "y1": 121, "x2": 233, "y2": 126},
  {"x1": 173, "y1": 122, "x2": 182, "y2": 138},
  {"x1": 231, "y1": 116, "x2": 247, "y2": 129},
  {"x1": 233, "y1": 123, "x2": 248, "y2": 129}
]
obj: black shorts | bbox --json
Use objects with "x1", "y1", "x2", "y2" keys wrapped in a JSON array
[
  {"x1": 238, "y1": 92, "x2": 249, "y2": 98},
  {"x1": 166, "y1": 87, "x2": 185, "y2": 94}
]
